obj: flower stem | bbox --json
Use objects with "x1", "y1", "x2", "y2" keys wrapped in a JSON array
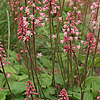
[
  {"x1": 32, "y1": 0, "x2": 37, "y2": 70},
  {"x1": 0, "y1": 57, "x2": 14, "y2": 100},
  {"x1": 25, "y1": 42, "x2": 46, "y2": 99},
  {"x1": 82, "y1": 0, "x2": 89, "y2": 38},
  {"x1": 49, "y1": 0, "x2": 55, "y2": 86},
  {"x1": 81, "y1": 42, "x2": 91, "y2": 100},
  {"x1": 91, "y1": 25, "x2": 100, "y2": 75}
]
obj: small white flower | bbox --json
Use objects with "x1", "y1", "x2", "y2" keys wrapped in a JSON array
[
  {"x1": 26, "y1": 30, "x2": 32, "y2": 37},
  {"x1": 7, "y1": 74, "x2": 11, "y2": 78},
  {"x1": 59, "y1": 17, "x2": 62, "y2": 21},
  {"x1": 67, "y1": 12, "x2": 71, "y2": 16},
  {"x1": 69, "y1": 36, "x2": 73, "y2": 41},
  {"x1": 77, "y1": 45, "x2": 80, "y2": 49},
  {"x1": 81, "y1": 40, "x2": 84, "y2": 44},
  {"x1": 40, "y1": 13, "x2": 45, "y2": 18},
  {"x1": 52, "y1": 35, "x2": 57, "y2": 39},
  {"x1": 23, "y1": 36, "x2": 27, "y2": 41},
  {"x1": 90, "y1": 5, "x2": 94, "y2": 10},
  {"x1": 62, "y1": 29, "x2": 66, "y2": 32},
  {"x1": 60, "y1": 40, "x2": 64, "y2": 44},
  {"x1": 74, "y1": 37, "x2": 78, "y2": 41},
  {"x1": 92, "y1": 21, "x2": 96, "y2": 24},
  {"x1": 78, "y1": 11, "x2": 81, "y2": 14},
  {"x1": 19, "y1": 7, "x2": 23, "y2": 11},
  {"x1": 29, "y1": 15, "x2": 34, "y2": 20},
  {"x1": 76, "y1": 32, "x2": 79, "y2": 36},
  {"x1": 33, "y1": 3, "x2": 35, "y2": 7},
  {"x1": 23, "y1": 21, "x2": 29, "y2": 27},
  {"x1": 64, "y1": 25, "x2": 67, "y2": 28},
  {"x1": 37, "y1": 53, "x2": 42, "y2": 58},
  {"x1": 45, "y1": 18, "x2": 48, "y2": 22},
  {"x1": 64, "y1": 32, "x2": 67, "y2": 36},
  {"x1": 23, "y1": 17, "x2": 27, "y2": 21},
  {"x1": 25, "y1": 7, "x2": 30, "y2": 15},
  {"x1": 35, "y1": 19, "x2": 40, "y2": 24}
]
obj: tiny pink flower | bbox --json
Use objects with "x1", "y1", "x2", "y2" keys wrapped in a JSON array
[
  {"x1": 60, "y1": 40, "x2": 64, "y2": 44},
  {"x1": 52, "y1": 35, "x2": 57, "y2": 39},
  {"x1": 33, "y1": 3, "x2": 35, "y2": 7},
  {"x1": 7, "y1": 74, "x2": 11, "y2": 78},
  {"x1": 97, "y1": 96, "x2": 100, "y2": 99},
  {"x1": 29, "y1": 15, "x2": 34, "y2": 20},
  {"x1": 77, "y1": 45, "x2": 80, "y2": 49},
  {"x1": 19, "y1": 7, "x2": 23, "y2": 11}
]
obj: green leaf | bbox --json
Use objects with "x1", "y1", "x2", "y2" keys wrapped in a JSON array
[
  {"x1": 39, "y1": 74, "x2": 52, "y2": 88},
  {"x1": 84, "y1": 76, "x2": 99, "y2": 86},
  {"x1": 13, "y1": 74, "x2": 28, "y2": 81},
  {"x1": 14, "y1": 65, "x2": 28, "y2": 75},
  {"x1": 40, "y1": 56, "x2": 52, "y2": 68},
  {"x1": 94, "y1": 57, "x2": 100, "y2": 66},
  {"x1": 92, "y1": 82, "x2": 99, "y2": 98},
  {"x1": 9, "y1": 82, "x2": 26, "y2": 94},
  {"x1": 14, "y1": 96, "x2": 24, "y2": 100},
  {"x1": 68, "y1": 87, "x2": 81, "y2": 100},
  {"x1": 47, "y1": 87, "x2": 56, "y2": 95},
  {"x1": 0, "y1": 89, "x2": 10, "y2": 96},
  {"x1": 55, "y1": 74, "x2": 64, "y2": 85},
  {"x1": 2, "y1": 65, "x2": 17, "y2": 74},
  {"x1": 0, "y1": 73, "x2": 5, "y2": 87},
  {"x1": 0, "y1": 93, "x2": 6, "y2": 100},
  {"x1": 84, "y1": 92, "x2": 93, "y2": 100},
  {"x1": 43, "y1": 87, "x2": 57, "y2": 100}
]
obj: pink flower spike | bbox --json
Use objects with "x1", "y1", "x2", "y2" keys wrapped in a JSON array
[
  {"x1": 58, "y1": 88, "x2": 69, "y2": 100},
  {"x1": 25, "y1": 80, "x2": 38, "y2": 100}
]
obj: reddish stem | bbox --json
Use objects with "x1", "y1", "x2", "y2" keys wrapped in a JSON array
[{"x1": 0, "y1": 57, "x2": 14, "y2": 100}]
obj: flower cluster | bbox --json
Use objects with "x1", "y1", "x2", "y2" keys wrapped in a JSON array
[
  {"x1": 69, "y1": 0, "x2": 82, "y2": 23},
  {"x1": 61, "y1": 11, "x2": 81, "y2": 52},
  {"x1": 16, "y1": 0, "x2": 47, "y2": 42},
  {"x1": 0, "y1": 42, "x2": 10, "y2": 67},
  {"x1": 90, "y1": 1, "x2": 100, "y2": 10},
  {"x1": 84, "y1": 33, "x2": 100, "y2": 53},
  {"x1": 24, "y1": 80, "x2": 38, "y2": 100},
  {"x1": 90, "y1": 1, "x2": 100, "y2": 29},
  {"x1": 17, "y1": 13, "x2": 32, "y2": 42},
  {"x1": 43, "y1": 0, "x2": 62, "y2": 22},
  {"x1": 58, "y1": 88, "x2": 69, "y2": 100},
  {"x1": 43, "y1": 0, "x2": 59, "y2": 14},
  {"x1": 8, "y1": 0, "x2": 18, "y2": 17},
  {"x1": 69, "y1": 0, "x2": 82, "y2": 7},
  {"x1": 8, "y1": 0, "x2": 24, "y2": 19}
]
